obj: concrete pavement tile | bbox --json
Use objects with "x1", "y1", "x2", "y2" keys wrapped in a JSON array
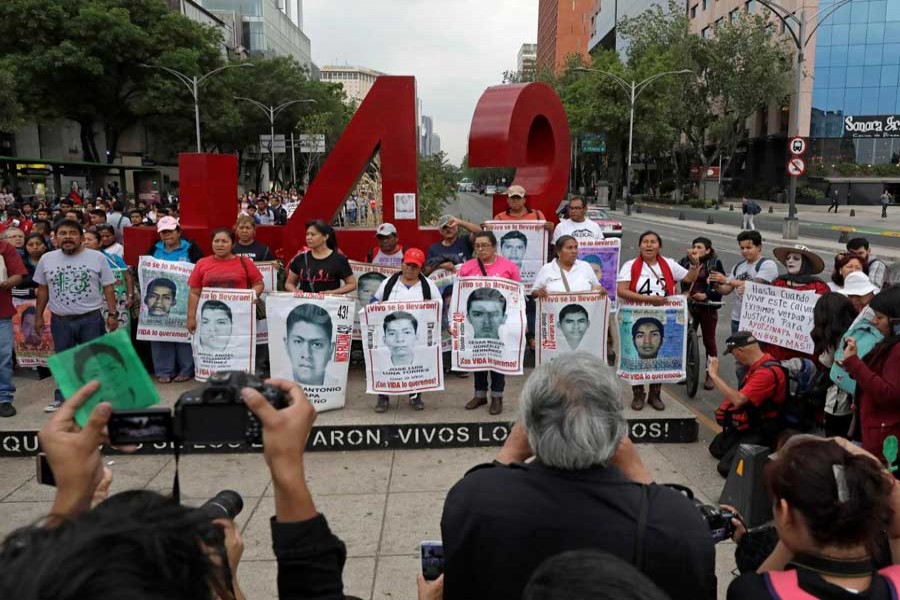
[
  {"x1": 146, "y1": 454, "x2": 271, "y2": 499},
  {"x1": 371, "y1": 554, "x2": 419, "y2": 600},
  {"x1": 379, "y1": 491, "x2": 444, "y2": 556},
  {"x1": 234, "y1": 560, "x2": 277, "y2": 600},
  {"x1": 717, "y1": 542, "x2": 739, "y2": 598},
  {"x1": 343, "y1": 557, "x2": 376, "y2": 600},
  {"x1": 650, "y1": 443, "x2": 726, "y2": 503},
  {"x1": 297, "y1": 450, "x2": 393, "y2": 496},
  {"x1": 389, "y1": 447, "x2": 495, "y2": 493},
  {"x1": 242, "y1": 493, "x2": 386, "y2": 560},
  {"x1": 0, "y1": 501, "x2": 54, "y2": 539},
  {"x1": 0, "y1": 457, "x2": 39, "y2": 500}
]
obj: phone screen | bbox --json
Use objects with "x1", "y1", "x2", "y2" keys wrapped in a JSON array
[
  {"x1": 420, "y1": 541, "x2": 444, "y2": 581},
  {"x1": 36, "y1": 453, "x2": 55, "y2": 487},
  {"x1": 108, "y1": 409, "x2": 172, "y2": 445}
]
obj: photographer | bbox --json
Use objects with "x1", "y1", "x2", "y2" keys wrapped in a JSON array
[{"x1": 0, "y1": 377, "x2": 348, "y2": 600}]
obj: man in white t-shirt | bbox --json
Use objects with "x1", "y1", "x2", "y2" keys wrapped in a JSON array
[
  {"x1": 552, "y1": 197, "x2": 604, "y2": 243},
  {"x1": 368, "y1": 223, "x2": 405, "y2": 267},
  {"x1": 707, "y1": 230, "x2": 778, "y2": 385}
]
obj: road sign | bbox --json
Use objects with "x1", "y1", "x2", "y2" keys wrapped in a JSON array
[
  {"x1": 581, "y1": 132, "x2": 607, "y2": 153},
  {"x1": 259, "y1": 134, "x2": 286, "y2": 154},
  {"x1": 789, "y1": 137, "x2": 806, "y2": 156},
  {"x1": 298, "y1": 133, "x2": 326, "y2": 153},
  {"x1": 787, "y1": 157, "x2": 806, "y2": 177}
]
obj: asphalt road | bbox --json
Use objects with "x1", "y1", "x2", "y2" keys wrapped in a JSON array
[{"x1": 444, "y1": 192, "x2": 741, "y2": 430}]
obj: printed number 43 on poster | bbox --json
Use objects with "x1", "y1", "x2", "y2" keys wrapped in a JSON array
[{"x1": 361, "y1": 300, "x2": 444, "y2": 394}]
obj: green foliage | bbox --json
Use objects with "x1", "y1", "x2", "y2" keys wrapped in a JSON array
[
  {"x1": 0, "y1": 62, "x2": 24, "y2": 133},
  {"x1": 418, "y1": 152, "x2": 457, "y2": 226},
  {"x1": 459, "y1": 153, "x2": 515, "y2": 186},
  {"x1": 798, "y1": 186, "x2": 825, "y2": 201}
]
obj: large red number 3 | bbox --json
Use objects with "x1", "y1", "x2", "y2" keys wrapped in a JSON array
[{"x1": 124, "y1": 78, "x2": 571, "y2": 264}]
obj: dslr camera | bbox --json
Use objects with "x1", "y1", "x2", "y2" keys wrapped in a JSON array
[
  {"x1": 108, "y1": 371, "x2": 287, "y2": 446},
  {"x1": 664, "y1": 483, "x2": 740, "y2": 544}
]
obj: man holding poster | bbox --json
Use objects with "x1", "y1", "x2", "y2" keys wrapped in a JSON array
[
  {"x1": 367, "y1": 249, "x2": 442, "y2": 412},
  {"x1": 267, "y1": 292, "x2": 355, "y2": 412}
]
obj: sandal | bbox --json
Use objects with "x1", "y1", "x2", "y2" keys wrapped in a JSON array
[
  {"x1": 157, "y1": 376, "x2": 172, "y2": 384},
  {"x1": 174, "y1": 375, "x2": 192, "y2": 383}
]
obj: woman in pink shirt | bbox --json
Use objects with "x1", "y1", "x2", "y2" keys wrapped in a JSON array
[{"x1": 458, "y1": 231, "x2": 521, "y2": 415}]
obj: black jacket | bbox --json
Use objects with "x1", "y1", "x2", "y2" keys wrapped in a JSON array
[
  {"x1": 441, "y1": 461, "x2": 716, "y2": 600},
  {"x1": 273, "y1": 513, "x2": 347, "y2": 599},
  {"x1": 679, "y1": 255, "x2": 725, "y2": 304}
]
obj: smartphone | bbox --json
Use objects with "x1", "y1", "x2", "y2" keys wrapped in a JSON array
[
  {"x1": 420, "y1": 540, "x2": 444, "y2": 581},
  {"x1": 108, "y1": 408, "x2": 173, "y2": 445},
  {"x1": 36, "y1": 452, "x2": 55, "y2": 487}
]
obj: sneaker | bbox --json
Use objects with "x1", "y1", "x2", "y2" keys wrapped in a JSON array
[
  {"x1": 44, "y1": 400, "x2": 62, "y2": 413},
  {"x1": 409, "y1": 394, "x2": 424, "y2": 410},
  {"x1": 0, "y1": 403, "x2": 16, "y2": 418}
]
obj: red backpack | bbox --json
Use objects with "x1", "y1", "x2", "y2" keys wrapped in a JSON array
[{"x1": 764, "y1": 565, "x2": 900, "y2": 599}]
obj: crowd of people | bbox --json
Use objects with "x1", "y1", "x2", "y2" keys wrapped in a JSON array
[{"x1": 1, "y1": 180, "x2": 900, "y2": 599}]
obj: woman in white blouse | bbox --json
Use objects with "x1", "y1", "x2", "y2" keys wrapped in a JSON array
[{"x1": 531, "y1": 236, "x2": 605, "y2": 297}]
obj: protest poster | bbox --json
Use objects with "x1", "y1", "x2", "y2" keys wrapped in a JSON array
[
  {"x1": 103, "y1": 268, "x2": 131, "y2": 332},
  {"x1": 483, "y1": 220, "x2": 548, "y2": 285},
  {"x1": 47, "y1": 329, "x2": 160, "y2": 427},
  {"x1": 192, "y1": 288, "x2": 256, "y2": 382},
  {"x1": 536, "y1": 292, "x2": 609, "y2": 365},
  {"x1": 255, "y1": 261, "x2": 280, "y2": 346},
  {"x1": 136, "y1": 256, "x2": 194, "y2": 342},
  {"x1": 428, "y1": 267, "x2": 456, "y2": 352},
  {"x1": 577, "y1": 238, "x2": 620, "y2": 311},
  {"x1": 450, "y1": 276, "x2": 526, "y2": 374},
  {"x1": 738, "y1": 282, "x2": 817, "y2": 354},
  {"x1": 267, "y1": 292, "x2": 354, "y2": 412},
  {"x1": 12, "y1": 299, "x2": 53, "y2": 367},
  {"x1": 617, "y1": 297, "x2": 687, "y2": 385},
  {"x1": 361, "y1": 300, "x2": 444, "y2": 394},
  {"x1": 350, "y1": 260, "x2": 400, "y2": 339}
]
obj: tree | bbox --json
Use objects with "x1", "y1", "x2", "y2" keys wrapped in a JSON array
[
  {"x1": 418, "y1": 152, "x2": 457, "y2": 225},
  {"x1": 0, "y1": 0, "x2": 225, "y2": 163},
  {"x1": 0, "y1": 62, "x2": 24, "y2": 133}
]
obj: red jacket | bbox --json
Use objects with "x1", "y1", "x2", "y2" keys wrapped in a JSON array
[{"x1": 844, "y1": 342, "x2": 900, "y2": 459}]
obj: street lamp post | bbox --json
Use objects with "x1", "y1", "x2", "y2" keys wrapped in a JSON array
[
  {"x1": 140, "y1": 63, "x2": 254, "y2": 153},
  {"x1": 754, "y1": 0, "x2": 852, "y2": 239},
  {"x1": 234, "y1": 97, "x2": 316, "y2": 189},
  {"x1": 574, "y1": 67, "x2": 692, "y2": 213}
]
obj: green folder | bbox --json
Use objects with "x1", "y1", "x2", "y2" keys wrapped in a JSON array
[{"x1": 48, "y1": 329, "x2": 160, "y2": 427}]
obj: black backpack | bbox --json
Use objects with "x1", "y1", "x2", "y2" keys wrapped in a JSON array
[
  {"x1": 381, "y1": 272, "x2": 432, "y2": 301},
  {"x1": 762, "y1": 358, "x2": 828, "y2": 432}
]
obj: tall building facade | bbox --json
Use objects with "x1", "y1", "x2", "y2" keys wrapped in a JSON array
[
  {"x1": 537, "y1": 0, "x2": 593, "y2": 73},
  {"x1": 589, "y1": 0, "x2": 667, "y2": 56},
  {"x1": 517, "y1": 43, "x2": 538, "y2": 79},
  {"x1": 200, "y1": 0, "x2": 312, "y2": 69},
  {"x1": 319, "y1": 66, "x2": 386, "y2": 104}
]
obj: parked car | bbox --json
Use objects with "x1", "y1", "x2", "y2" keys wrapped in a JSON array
[
  {"x1": 484, "y1": 185, "x2": 497, "y2": 195},
  {"x1": 586, "y1": 206, "x2": 622, "y2": 238}
]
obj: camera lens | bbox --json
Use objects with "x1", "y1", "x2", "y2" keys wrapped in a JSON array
[{"x1": 199, "y1": 490, "x2": 244, "y2": 521}]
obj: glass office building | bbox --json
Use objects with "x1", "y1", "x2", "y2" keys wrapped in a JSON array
[{"x1": 810, "y1": 0, "x2": 900, "y2": 165}]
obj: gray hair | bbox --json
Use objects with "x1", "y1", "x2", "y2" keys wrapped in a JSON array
[{"x1": 520, "y1": 352, "x2": 627, "y2": 470}]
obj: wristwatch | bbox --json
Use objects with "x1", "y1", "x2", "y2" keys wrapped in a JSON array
[{"x1": 107, "y1": 311, "x2": 119, "y2": 317}]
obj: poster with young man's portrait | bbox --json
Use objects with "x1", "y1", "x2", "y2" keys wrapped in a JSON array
[
  {"x1": 349, "y1": 260, "x2": 400, "y2": 340},
  {"x1": 450, "y1": 276, "x2": 526, "y2": 374},
  {"x1": 536, "y1": 292, "x2": 609, "y2": 365},
  {"x1": 617, "y1": 296, "x2": 687, "y2": 385},
  {"x1": 136, "y1": 256, "x2": 194, "y2": 342},
  {"x1": 254, "y1": 261, "x2": 280, "y2": 346},
  {"x1": 102, "y1": 268, "x2": 131, "y2": 332},
  {"x1": 577, "y1": 238, "x2": 621, "y2": 312},
  {"x1": 483, "y1": 220, "x2": 548, "y2": 285},
  {"x1": 361, "y1": 300, "x2": 443, "y2": 394},
  {"x1": 13, "y1": 298, "x2": 53, "y2": 367},
  {"x1": 192, "y1": 288, "x2": 256, "y2": 382},
  {"x1": 267, "y1": 292, "x2": 354, "y2": 412},
  {"x1": 428, "y1": 267, "x2": 456, "y2": 352}
]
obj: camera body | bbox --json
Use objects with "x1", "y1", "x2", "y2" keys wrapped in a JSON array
[
  {"x1": 108, "y1": 371, "x2": 287, "y2": 446},
  {"x1": 174, "y1": 371, "x2": 288, "y2": 444},
  {"x1": 698, "y1": 504, "x2": 738, "y2": 544}
]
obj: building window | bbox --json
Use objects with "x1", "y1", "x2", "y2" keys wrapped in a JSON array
[
  {"x1": 702, "y1": 0, "x2": 708, "y2": 9},
  {"x1": 690, "y1": 4, "x2": 697, "y2": 18},
  {"x1": 730, "y1": 8, "x2": 739, "y2": 23},
  {"x1": 702, "y1": 26, "x2": 711, "y2": 39},
  {"x1": 715, "y1": 17, "x2": 724, "y2": 31},
  {"x1": 745, "y1": 0, "x2": 756, "y2": 14}
]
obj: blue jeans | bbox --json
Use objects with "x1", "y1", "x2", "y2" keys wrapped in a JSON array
[
  {"x1": 474, "y1": 371, "x2": 505, "y2": 397},
  {"x1": 150, "y1": 341, "x2": 194, "y2": 378},
  {"x1": 50, "y1": 311, "x2": 106, "y2": 402},
  {"x1": 0, "y1": 319, "x2": 14, "y2": 404},
  {"x1": 731, "y1": 319, "x2": 747, "y2": 387}
]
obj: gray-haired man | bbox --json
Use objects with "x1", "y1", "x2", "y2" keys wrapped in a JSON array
[{"x1": 440, "y1": 353, "x2": 716, "y2": 600}]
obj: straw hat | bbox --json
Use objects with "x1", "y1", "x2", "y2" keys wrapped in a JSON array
[{"x1": 772, "y1": 244, "x2": 825, "y2": 275}]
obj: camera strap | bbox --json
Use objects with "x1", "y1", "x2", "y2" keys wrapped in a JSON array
[
  {"x1": 633, "y1": 484, "x2": 649, "y2": 571},
  {"x1": 171, "y1": 437, "x2": 184, "y2": 504}
]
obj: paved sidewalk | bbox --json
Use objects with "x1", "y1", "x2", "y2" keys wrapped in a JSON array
[{"x1": 0, "y1": 367, "x2": 737, "y2": 599}]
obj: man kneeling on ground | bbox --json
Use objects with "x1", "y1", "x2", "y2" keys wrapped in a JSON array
[{"x1": 440, "y1": 352, "x2": 716, "y2": 600}]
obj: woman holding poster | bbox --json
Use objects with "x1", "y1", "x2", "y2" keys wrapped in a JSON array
[
  {"x1": 458, "y1": 231, "x2": 521, "y2": 415},
  {"x1": 532, "y1": 236, "x2": 603, "y2": 296},
  {"x1": 617, "y1": 231, "x2": 699, "y2": 411},
  {"x1": 368, "y1": 248, "x2": 442, "y2": 412},
  {"x1": 285, "y1": 220, "x2": 357, "y2": 295},
  {"x1": 144, "y1": 216, "x2": 203, "y2": 383}
]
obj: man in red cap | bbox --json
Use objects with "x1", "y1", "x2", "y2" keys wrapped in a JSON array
[{"x1": 370, "y1": 248, "x2": 442, "y2": 412}]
